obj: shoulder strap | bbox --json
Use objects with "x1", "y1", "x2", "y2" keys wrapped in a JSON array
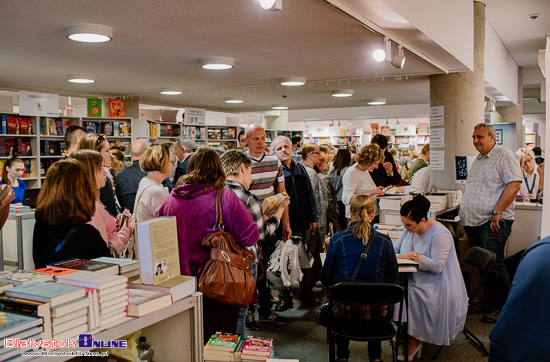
[
  {"x1": 54, "y1": 225, "x2": 81, "y2": 254},
  {"x1": 335, "y1": 184, "x2": 344, "y2": 194},
  {"x1": 214, "y1": 188, "x2": 224, "y2": 229},
  {"x1": 133, "y1": 184, "x2": 158, "y2": 216},
  {"x1": 349, "y1": 229, "x2": 378, "y2": 282}
]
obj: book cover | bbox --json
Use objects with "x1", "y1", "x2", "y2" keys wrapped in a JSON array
[
  {"x1": 50, "y1": 297, "x2": 90, "y2": 318},
  {"x1": 0, "y1": 139, "x2": 5, "y2": 157},
  {"x1": 47, "y1": 117, "x2": 57, "y2": 135},
  {"x1": 55, "y1": 118, "x2": 64, "y2": 135},
  {"x1": 109, "y1": 99, "x2": 125, "y2": 117},
  {"x1": 205, "y1": 332, "x2": 241, "y2": 352},
  {"x1": 85, "y1": 121, "x2": 98, "y2": 134},
  {"x1": 370, "y1": 123, "x2": 380, "y2": 135},
  {"x1": 5, "y1": 282, "x2": 85, "y2": 307},
  {"x1": 18, "y1": 117, "x2": 31, "y2": 135},
  {"x1": 1, "y1": 115, "x2": 6, "y2": 134},
  {"x1": 87, "y1": 98, "x2": 102, "y2": 117},
  {"x1": 0, "y1": 310, "x2": 42, "y2": 339},
  {"x1": 241, "y1": 336, "x2": 273, "y2": 357},
  {"x1": 0, "y1": 295, "x2": 51, "y2": 340},
  {"x1": 127, "y1": 287, "x2": 172, "y2": 317},
  {"x1": 136, "y1": 217, "x2": 180, "y2": 285},
  {"x1": 130, "y1": 275, "x2": 195, "y2": 302},
  {"x1": 119, "y1": 121, "x2": 131, "y2": 136},
  {"x1": 0, "y1": 270, "x2": 52, "y2": 286},
  {"x1": 33, "y1": 267, "x2": 78, "y2": 276},
  {"x1": 0, "y1": 326, "x2": 42, "y2": 348},
  {"x1": 381, "y1": 125, "x2": 391, "y2": 135},
  {"x1": 55, "y1": 271, "x2": 127, "y2": 290},
  {"x1": 91, "y1": 257, "x2": 139, "y2": 274},
  {"x1": 47, "y1": 258, "x2": 119, "y2": 275},
  {"x1": 6, "y1": 116, "x2": 18, "y2": 134},
  {"x1": 101, "y1": 122, "x2": 114, "y2": 136},
  {"x1": 113, "y1": 122, "x2": 120, "y2": 136}
]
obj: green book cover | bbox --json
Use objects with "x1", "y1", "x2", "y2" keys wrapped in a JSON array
[
  {"x1": 205, "y1": 332, "x2": 241, "y2": 351},
  {"x1": 87, "y1": 98, "x2": 102, "y2": 117}
]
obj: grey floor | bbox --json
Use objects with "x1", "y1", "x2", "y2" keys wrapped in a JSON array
[{"x1": 247, "y1": 289, "x2": 492, "y2": 362}]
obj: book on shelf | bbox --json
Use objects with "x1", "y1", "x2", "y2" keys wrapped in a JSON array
[
  {"x1": 47, "y1": 258, "x2": 119, "y2": 275},
  {"x1": 55, "y1": 118, "x2": 65, "y2": 135},
  {"x1": 127, "y1": 287, "x2": 172, "y2": 317},
  {"x1": 0, "y1": 270, "x2": 52, "y2": 286},
  {"x1": 85, "y1": 121, "x2": 99, "y2": 134},
  {"x1": 109, "y1": 99, "x2": 125, "y2": 117},
  {"x1": 136, "y1": 216, "x2": 180, "y2": 285},
  {"x1": 241, "y1": 336, "x2": 273, "y2": 358},
  {"x1": 91, "y1": 257, "x2": 140, "y2": 274},
  {"x1": 51, "y1": 314, "x2": 88, "y2": 336},
  {"x1": 55, "y1": 271, "x2": 127, "y2": 290},
  {"x1": 87, "y1": 98, "x2": 102, "y2": 117},
  {"x1": 0, "y1": 295, "x2": 51, "y2": 340},
  {"x1": 18, "y1": 117, "x2": 32, "y2": 135},
  {"x1": 5, "y1": 282, "x2": 85, "y2": 307},
  {"x1": 369, "y1": 123, "x2": 380, "y2": 135},
  {"x1": 113, "y1": 122, "x2": 120, "y2": 136},
  {"x1": 0, "y1": 115, "x2": 6, "y2": 134},
  {"x1": 119, "y1": 120, "x2": 131, "y2": 136},
  {"x1": 129, "y1": 275, "x2": 195, "y2": 302},
  {"x1": 0, "y1": 310, "x2": 43, "y2": 340},
  {"x1": 6, "y1": 116, "x2": 18, "y2": 134},
  {"x1": 381, "y1": 125, "x2": 391, "y2": 135},
  {"x1": 101, "y1": 122, "x2": 114, "y2": 136},
  {"x1": 50, "y1": 296, "x2": 90, "y2": 318}
]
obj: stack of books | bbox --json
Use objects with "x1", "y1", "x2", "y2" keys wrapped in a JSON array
[
  {"x1": 91, "y1": 257, "x2": 140, "y2": 281},
  {"x1": 203, "y1": 332, "x2": 244, "y2": 362},
  {"x1": 0, "y1": 270, "x2": 52, "y2": 287},
  {"x1": 5, "y1": 282, "x2": 88, "y2": 340},
  {"x1": 127, "y1": 287, "x2": 172, "y2": 317},
  {"x1": 241, "y1": 336, "x2": 274, "y2": 361},
  {"x1": 55, "y1": 271, "x2": 129, "y2": 329},
  {"x1": 47, "y1": 258, "x2": 119, "y2": 275},
  {"x1": 0, "y1": 295, "x2": 52, "y2": 340},
  {"x1": 0, "y1": 310, "x2": 43, "y2": 360}
]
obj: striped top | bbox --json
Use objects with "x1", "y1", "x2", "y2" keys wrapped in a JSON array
[{"x1": 248, "y1": 151, "x2": 285, "y2": 201}]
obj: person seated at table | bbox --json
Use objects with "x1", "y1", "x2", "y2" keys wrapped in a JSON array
[
  {"x1": 0, "y1": 157, "x2": 27, "y2": 205},
  {"x1": 393, "y1": 195, "x2": 468, "y2": 361},
  {"x1": 33, "y1": 159, "x2": 110, "y2": 268},
  {"x1": 320, "y1": 195, "x2": 399, "y2": 362}
]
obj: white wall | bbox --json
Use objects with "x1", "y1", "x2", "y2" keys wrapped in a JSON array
[{"x1": 288, "y1": 104, "x2": 429, "y2": 122}]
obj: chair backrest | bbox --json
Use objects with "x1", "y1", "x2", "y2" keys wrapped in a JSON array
[
  {"x1": 330, "y1": 282, "x2": 403, "y2": 306},
  {"x1": 461, "y1": 246, "x2": 496, "y2": 299}
]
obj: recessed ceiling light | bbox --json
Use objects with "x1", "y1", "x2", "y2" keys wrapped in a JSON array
[
  {"x1": 65, "y1": 24, "x2": 113, "y2": 43},
  {"x1": 67, "y1": 74, "x2": 96, "y2": 83},
  {"x1": 367, "y1": 98, "x2": 386, "y2": 105},
  {"x1": 259, "y1": 0, "x2": 282, "y2": 10},
  {"x1": 280, "y1": 77, "x2": 306, "y2": 86},
  {"x1": 225, "y1": 97, "x2": 244, "y2": 104},
  {"x1": 201, "y1": 57, "x2": 234, "y2": 70},
  {"x1": 272, "y1": 105, "x2": 288, "y2": 110},
  {"x1": 331, "y1": 90, "x2": 353, "y2": 98},
  {"x1": 160, "y1": 88, "x2": 182, "y2": 95}
]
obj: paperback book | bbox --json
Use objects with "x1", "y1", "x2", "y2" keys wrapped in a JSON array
[
  {"x1": 91, "y1": 257, "x2": 140, "y2": 274},
  {"x1": 0, "y1": 295, "x2": 51, "y2": 340},
  {"x1": 127, "y1": 287, "x2": 172, "y2": 317},
  {"x1": 0, "y1": 270, "x2": 52, "y2": 286},
  {"x1": 47, "y1": 258, "x2": 119, "y2": 275},
  {"x1": 5, "y1": 282, "x2": 85, "y2": 307},
  {"x1": 55, "y1": 271, "x2": 127, "y2": 290},
  {"x1": 0, "y1": 310, "x2": 42, "y2": 339},
  {"x1": 129, "y1": 275, "x2": 195, "y2": 302}
]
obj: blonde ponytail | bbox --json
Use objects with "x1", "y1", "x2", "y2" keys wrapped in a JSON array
[{"x1": 349, "y1": 195, "x2": 375, "y2": 245}]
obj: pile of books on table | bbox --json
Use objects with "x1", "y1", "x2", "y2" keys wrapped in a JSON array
[
  {"x1": 203, "y1": 333, "x2": 274, "y2": 362},
  {"x1": 0, "y1": 309, "x2": 43, "y2": 361}
]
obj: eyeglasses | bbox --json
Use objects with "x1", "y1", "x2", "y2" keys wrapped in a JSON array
[
  {"x1": 525, "y1": 159, "x2": 534, "y2": 164},
  {"x1": 310, "y1": 151, "x2": 320, "y2": 155}
]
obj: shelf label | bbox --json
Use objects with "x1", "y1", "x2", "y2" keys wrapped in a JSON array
[
  {"x1": 430, "y1": 106, "x2": 444, "y2": 126},
  {"x1": 19, "y1": 91, "x2": 59, "y2": 117},
  {"x1": 184, "y1": 108, "x2": 206, "y2": 125}
]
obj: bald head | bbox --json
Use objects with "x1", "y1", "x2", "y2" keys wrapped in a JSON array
[
  {"x1": 244, "y1": 124, "x2": 267, "y2": 157},
  {"x1": 245, "y1": 123, "x2": 265, "y2": 137},
  {"x1": 272, "y1": 135, "x2": 291, "y2": 150},
  {"x1": 130, "y1": 139, "x2": 149, "y2": 160}
]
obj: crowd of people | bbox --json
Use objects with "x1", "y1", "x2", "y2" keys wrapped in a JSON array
[{"x1": 22, "y1": 121, "x2": 547, "y2": 361}]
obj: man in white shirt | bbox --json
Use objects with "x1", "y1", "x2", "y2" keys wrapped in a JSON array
[{"x1": 460, "y1": 123, "x2": 522, "y2": 323}]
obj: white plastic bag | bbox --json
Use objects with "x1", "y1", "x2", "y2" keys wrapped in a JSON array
[
  {"x1": 267, "y1": 240, "x2": 303, "y2": 289},
  {"x1": 297, "y1": 239, "x2": 314, "y2": 269}
]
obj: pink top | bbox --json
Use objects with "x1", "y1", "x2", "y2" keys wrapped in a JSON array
[{"x1": 88, "y1": 201, "x2": 131, "y2": 253}]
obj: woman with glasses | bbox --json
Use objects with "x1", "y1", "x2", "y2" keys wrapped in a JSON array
[
  {"x1": 78, "y1": 133, "x2": 118, "y2": 216},
  {"x1": 342, "y1": 144, "x2": 385, "y2": 223},
  {"x1": 134, "y1": 143, "x2": 174, "y2": 223}
]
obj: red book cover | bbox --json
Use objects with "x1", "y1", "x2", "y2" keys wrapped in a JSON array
[
  {"x1": 64, "y1": 119, "x2": 72, "y2": 133},
  {"x1": 241, "y1": 336, "x2": 273, "y2": 357},
  {"x1": 33, "y1": 267, "x2": 78, "y2": 276},
  {"x1": 18, "y1": 117, "x2": 31, "y2": 135},
  {"x1": 109, "y1": 99, "x2": 125, "y2": 117},
  {"x1": 6, "y1": 116, "x2": 18, "y2": 134}
]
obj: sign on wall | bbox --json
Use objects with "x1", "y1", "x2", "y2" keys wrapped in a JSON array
[
  {"x1": 184, "y1": 107, "x2": 206, "y2": 125},
  {"x1": 19, "y1": 91, "x2": 59, "y2": 117},
  {"x1": 430, "y1": 106, "x2": 444, "y2": 126}
]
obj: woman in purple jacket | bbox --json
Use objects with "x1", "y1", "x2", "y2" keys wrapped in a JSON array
[{"x1": 158, "y1": 148, "x2": 259, "y2": 342}]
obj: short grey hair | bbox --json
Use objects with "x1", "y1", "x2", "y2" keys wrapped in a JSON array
[
  {"x1": 474, "y1": 123, "x2": 495, "y2": 137},
  {"x1": 176, "y1": 135, "x2": 196, "y2": 152},
  {"x1": 271, "y1": 135, "x2": 291, "y2": 149}
]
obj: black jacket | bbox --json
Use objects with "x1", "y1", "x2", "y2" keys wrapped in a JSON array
[
  {"x1": 282, "y1": 161, "x2": 318, "y2": 232},
  {"x1": 369, "y1": 150, "x2": 401, "y2": 187}
]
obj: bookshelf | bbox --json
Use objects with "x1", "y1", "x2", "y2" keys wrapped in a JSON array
[{"x1": 206, "y1": 125, "x2": 239, "y2": 149}]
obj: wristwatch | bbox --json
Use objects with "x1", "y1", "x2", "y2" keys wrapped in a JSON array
[{"x1": 491, "y1": 209, "x2": 501, "y2": 216}]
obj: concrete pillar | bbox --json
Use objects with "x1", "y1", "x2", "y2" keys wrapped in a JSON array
[
  {"x1": 264, "y1": 111, "x2": 288, "y2": 130},
  {"x1": 428, "y1": 1, "x2": 486, "y2": 190},
  {"x1": 495, "y1": 67, "x2": 524, "y2": 149}
]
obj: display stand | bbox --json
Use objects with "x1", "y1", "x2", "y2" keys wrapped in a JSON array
[{"x1": 0, "y1": 212, "x2": 36, "y2": 271}]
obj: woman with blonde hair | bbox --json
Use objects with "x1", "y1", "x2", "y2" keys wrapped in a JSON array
[
  {"x1": 134, "y1": 143, "x2": 174, "y2": 223},
  {"x1": 410, "y1": 144, "x2": 430, "y2": 177},
  {"x1": 70, "y1": 150, "x2": 132, "y2": 255},
  {"x1": 321, "y1": 195, "x2": 399, "y2": 362},
  {"x1": 342, "y1": 144, "x2": 385, "y2": 221},
  {"x1": 516, "y1": 148, "x2": 541, "y2": 202},
  {"x1": 78, "y1": 133, "x2": 118, "y2": 216},
  {"x1": 33, "y1": 159, "x2": 110, "y2": 268}
]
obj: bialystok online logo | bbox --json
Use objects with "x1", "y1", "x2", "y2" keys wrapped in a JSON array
[{"x1": 4, "y1": 334, "x2": 127, "y2": 350}]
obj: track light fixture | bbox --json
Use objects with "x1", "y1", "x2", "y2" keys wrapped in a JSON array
[
  {"x1": 373, "y1": 37, "x2": 391, "y2": 63},
  {"x1": 259, "y1": 0, "x2": 282, "y2": 10},
  {"x1": 391, "y1": 45, "x2": 406, "y2": 69}
]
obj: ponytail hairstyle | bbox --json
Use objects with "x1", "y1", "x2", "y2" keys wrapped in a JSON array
[
  {"x1": 400, "y1": 194, "x2": 431, "y2": 223},
  {"x1": 349, "y1": 195, "x2": 375, "y2": 245},
  {"x1": 2, "y1": 156, "x2": 24, "y2": 186}
]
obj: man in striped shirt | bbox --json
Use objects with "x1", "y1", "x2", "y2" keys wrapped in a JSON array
[{"x1": 245, "y1": 124, "x2": 292, "y2": 325}]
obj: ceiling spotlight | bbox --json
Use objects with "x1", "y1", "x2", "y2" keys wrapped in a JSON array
[
  {"x1": 281, "y1": 77, "x2": 306, "y2": 86},
  {"x1": 272, "y1": 105, "x2": 288, "y2": 110},
  {"x1": 373, "y1": 37, "x2": 391, "y2": 63},
  {"x1": 391, "y1": 45, "x2": 406, "y2": 69},
  {"x1": 259, "y1": 0, "x2": 282, "y2": 10},
  {"x1": 225, "y1": 97, "x2": 244, "y2": 104},
  {"x1": 67, "y1": 74, "x2": 96, "y2": 83},
  {"x1": 160, "y1": 88, "x2": 182, "y2": 95},
  {"x1": 367, "y1": 98, "x2": 386, "y2": 105},
  {"x1": 331, "y1": 90, "x2": 353, "y2": 98},
  {"x1": 201, "y1": 57, "x2": 234, "y2": 70},
  {"x1": 65, "y1": 24, "x2": 113, "y2": 43}
]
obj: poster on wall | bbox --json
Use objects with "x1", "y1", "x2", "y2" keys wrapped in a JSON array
[
  {"x1": 369, "y1": 123, "x2": 380, "y2": 135},
  {"x1": 87, "y1": 98, "x2": 102, "y2": 117},
  {"x1": 430, "y1": 128, "x2": 445, "y2": 147},
  {"x1": 184, "y1": 107, "x2": 206, "y2": 125},
  {"x1": 109, "y1": 98, "x2": 125, "y2": 117},
  {"x1": 430, "y1": 151, "x2": 445, "y2": 170},
  {"x1": 19, "y1": 91, "x2": 59, "y2": 117},
  {"x1": 430, "y1": 106, "x2": 444, "y2": 126}
]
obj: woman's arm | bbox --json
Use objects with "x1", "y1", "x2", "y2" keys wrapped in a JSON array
[
  {"x1": 418, "y1": 227, "x2": 452, "y2": 274},
  {"x1": 342, "y1": 170, "x2": 357, "y2": 206},
  {"x1": 226, "y1": 190, "x2": 259, "y2": 247}
]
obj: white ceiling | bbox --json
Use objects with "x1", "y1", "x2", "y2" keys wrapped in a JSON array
[{"x1": 0, "y1": 0, "x2": 547, "y2": 117}]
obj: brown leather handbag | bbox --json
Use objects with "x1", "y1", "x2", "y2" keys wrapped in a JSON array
[{"x1": 198, "y1": 189, "x2": 256, "y2": 308}]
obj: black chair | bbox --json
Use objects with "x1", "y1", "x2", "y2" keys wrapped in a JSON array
[
  {"x1": 327, "y1": 282, "x2": 404, "y2": 362},
  {"x1": 431, "y1": 246, "x2": 496, "y2": 359}
]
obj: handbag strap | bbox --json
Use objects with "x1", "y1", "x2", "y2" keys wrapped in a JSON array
[
  {"x1": 54, "y1": 225, "x2": 81, "y2": 254},
  {"x1": 133, "y1": 184, "x2": 158, "y2": 218},
  {"x1": 214, "y1": 188, "x2": 224, "y2": 229},
  {"x1": 349, "y1": 229, "x2": 378, "y2": 282}
]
